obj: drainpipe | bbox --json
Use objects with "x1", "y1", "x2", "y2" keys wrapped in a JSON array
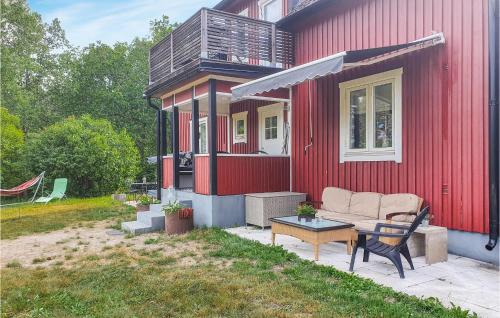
[
  {"x1": 146, "y1": 95, "x2": 162, "y2": 201},
  {"x1": 486, "y1": 0, "x2": 499, "y2": 251}
]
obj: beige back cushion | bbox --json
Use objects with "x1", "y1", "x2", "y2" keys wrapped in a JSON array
[
  {"x1": 321, "y1": 187, "x2": 352, "y2": 214},
  {"x1": 379, "y1": 193, "x2": 421, "y2": 222},
  {"x1": 348, "y1": 192, "x2": 382, "y2": 219}
]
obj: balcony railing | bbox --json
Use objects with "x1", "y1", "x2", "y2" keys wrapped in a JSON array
[{"x1": 149, "y1": 8, "x2": 295, "y2": 85}]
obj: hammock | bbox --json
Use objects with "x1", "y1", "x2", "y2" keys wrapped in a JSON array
[{"x1": 0, "y1": 172, "x2": 45, "y2": 206}]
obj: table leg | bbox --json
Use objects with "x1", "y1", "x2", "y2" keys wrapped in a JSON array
[
  {"x1": 347, "y1": 239, "x2": 352, "y2": 255},
  {"x1": 271, "y1": 232, "x2": 276, "y2": 246},
  {"x1": 313, "y1": 243, "x2": 319, "y2": 261}
]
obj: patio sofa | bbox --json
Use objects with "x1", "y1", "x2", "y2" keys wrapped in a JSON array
[{"x1": 309, "y1": 187, "x2": 447, "y2": 264}]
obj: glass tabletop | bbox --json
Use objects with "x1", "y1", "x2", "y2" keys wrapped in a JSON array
[{"x1": 269, "y1": 215, "x2": 354, "y2": 231}]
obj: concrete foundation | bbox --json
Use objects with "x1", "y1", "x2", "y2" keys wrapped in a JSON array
[
  {"x1": 447, "y1": 230, "x2": 499, "y2": 265},
  {"x1": 162, "y1": 188, "x2": 245, "y2": 228}
]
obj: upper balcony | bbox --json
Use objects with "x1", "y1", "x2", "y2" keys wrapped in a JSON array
[{"x1": 147, "y1": 8, "x2": 295, "y2": 96}]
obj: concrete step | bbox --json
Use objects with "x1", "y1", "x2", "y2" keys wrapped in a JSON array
[
  {"x1": 149, "y1": 203, "x2": 163, "y2": 213},
  {"x1": 121, "y1": 221, "x2": 153, "y2": 235},
  {"x1": 136, "y1": 210, "x2": 165, "y2": 231}
]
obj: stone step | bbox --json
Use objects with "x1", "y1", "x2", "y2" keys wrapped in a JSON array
[{"x1": 121, "y1": 221, "x2": 153, "y2": 235}]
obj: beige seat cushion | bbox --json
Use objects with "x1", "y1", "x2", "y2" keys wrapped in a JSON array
[
  {"x1": 321, "y1": 187, "x2": 352, "y2": 214},
  {"x1": 379, "y1": 193, "x2": 421, "y2": 222},
  {"x1": 316, "y1": 209, "x2": 369, "y2": 224},
  {"x1": 348, "y1": 192, "x2": 382, "y2": 219}
]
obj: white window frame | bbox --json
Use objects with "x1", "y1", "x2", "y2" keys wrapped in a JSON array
[
  {"x1": 238, "y1": 8, "x2": 249, "y2": 17},
  {"x1": 339, "y1": 68, "x2": 403, "y2": 163},
  {"x1": 232, "y1": 111, "x2": 248, "y2": 144},
  {"x1": 189, "y1": 117, "x2": 208, "y2": 154},
  {"x1": 258, "y1": 0, "x2": 283, "y2": 22}
]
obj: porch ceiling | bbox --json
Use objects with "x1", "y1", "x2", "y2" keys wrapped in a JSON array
[{"x1": 173, "y1": 93, "x2": 232, "y2": 115}]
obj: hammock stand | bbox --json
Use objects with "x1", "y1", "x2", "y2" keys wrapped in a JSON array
[{"x1": 0, "y1": 172, "x2": 45, "y2": 207}]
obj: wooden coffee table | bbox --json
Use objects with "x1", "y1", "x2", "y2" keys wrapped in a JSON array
[{"x1": 270, "y1": 216, "x2": 355, "y2": 261}]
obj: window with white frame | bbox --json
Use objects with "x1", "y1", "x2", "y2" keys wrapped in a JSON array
[
  {"x1": 189, "y1": 117, "x2": 208, "y2": 154},
  {"x1": 258, "y1": 0, "x2": 282, "y2": 22},
  {"x1": 339, "y1": 68, "x2": 403, "y2": 163},
  {"x1": 232, "y1": 111, "x2": 248, "y2": 144}
]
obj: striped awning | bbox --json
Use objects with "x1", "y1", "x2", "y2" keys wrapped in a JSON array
[{"x1": 231, "y1": 32, "x2": 445, "y2": 101}]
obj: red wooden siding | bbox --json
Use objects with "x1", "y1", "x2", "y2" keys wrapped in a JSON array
[
  {"x1": 217, "y1": 156, "x2": 290, "y2": 195},
  {"x1": 178, "y1": 113, "x2": 229, "y2": 153},
  {"x1": 291, "y1": 0, "x2": 489, "y2": 233},
  {"x1": 194, "y1": 155, "x2": 210, "y2": 195},
  {"x1": 162, "y1": 157, "x2": 173, "y2": 188}
]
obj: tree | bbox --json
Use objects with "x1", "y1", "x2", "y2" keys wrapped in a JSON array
[
  {"x1": 0, "y1": 107, "x2": 27, "y2": 188},
  {"x1": 1, "y1": 0, "x2": 70, "y2": 132},
  {"x1": 25, "y1": 116, "x2": 140, "y2": 197},
  {"x1": 150, "y1": 15, "x2": 178, "y2": 45}
]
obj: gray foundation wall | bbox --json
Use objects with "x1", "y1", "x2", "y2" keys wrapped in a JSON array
[
  {"x1": 161, "y1": 188, "x2": 245, "y2": 228},
  {"x1": 448, "y1": 230, "x2": 499, "y2": 265}
]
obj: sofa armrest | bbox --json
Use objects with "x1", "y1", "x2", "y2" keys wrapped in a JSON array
[
  {"x1": 300, "y1": 200, "x2": 323, "y2": 209},
  {"x1": 385, "y1": 211, "x2": 417, "y2": 221}
]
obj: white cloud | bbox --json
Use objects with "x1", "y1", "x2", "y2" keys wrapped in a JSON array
[{"x1": 34, "y1": 0, "x2": 220, "y2": 47}]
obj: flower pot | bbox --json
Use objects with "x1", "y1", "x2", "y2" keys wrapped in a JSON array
[
  {"x1": 136, "y1": 204, "x2": 149, "y2": 212},
  {"x1": 165, "y1": 208, "x2": 194, "y2": 235},
  {"x1": 298, "y1": 215, "x2": 315, "y2": 222},
  {"x1": 112, "y1": 194, "x2": 126, "y2": 202}
]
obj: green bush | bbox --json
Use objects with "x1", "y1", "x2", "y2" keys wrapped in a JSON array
[
  {"x1": 25, "y1": 115, "x2": 140, "y2": 197},
  {"x1": 0, "y1": 107, "x2": 28, "y2": 188}
]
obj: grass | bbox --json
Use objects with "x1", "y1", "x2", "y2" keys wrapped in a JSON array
[
  {"x1": 0, "y1": 197, "x2": 135, "y2": 239},
  {"x1": 1, "y1": 229, "x2": 475, "y2": 318}
]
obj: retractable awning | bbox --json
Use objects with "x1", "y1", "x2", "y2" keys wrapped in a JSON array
[{"x1": 232, "y1": 32, "x2": 445, "y2": 101}]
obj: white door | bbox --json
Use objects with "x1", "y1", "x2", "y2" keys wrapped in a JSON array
[{"x1": 258, "y1": 105, "x2": 284, "y2": 155}]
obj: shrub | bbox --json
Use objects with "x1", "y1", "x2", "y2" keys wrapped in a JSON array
[
  {"x1": 25, "y1": 115, "x2": 140, "y2": 197},
  {"x1": 0, "y1": 107, "x2": 28, "y2": 188}
]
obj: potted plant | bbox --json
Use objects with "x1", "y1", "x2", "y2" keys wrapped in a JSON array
[
  {"x1": 296, "y1": 204, "x2": 316, "y2": 222},
  {"x1": 163, "y1": 201, "x2": 194, "y2": 235},
  {"x1": 136, "y1": 195, "x2": 159, "y2": 212}
]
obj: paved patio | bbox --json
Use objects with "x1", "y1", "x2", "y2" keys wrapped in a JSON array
[{"x1": 227, "y1": 227, "x2": 500, "y2": 318}]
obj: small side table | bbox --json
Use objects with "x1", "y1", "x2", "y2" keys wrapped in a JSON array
[{"x1": 245, "y1": 192, "x2": 306, "y2": 228}]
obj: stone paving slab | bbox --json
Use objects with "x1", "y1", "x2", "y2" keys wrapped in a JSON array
[{"x1": 226, "y1": 226, "x2": 500, "y2": 318}]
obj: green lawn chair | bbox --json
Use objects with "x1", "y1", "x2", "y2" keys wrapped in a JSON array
[{"x1": 35, "y1": 178, "x2": 67, "y2": 203}]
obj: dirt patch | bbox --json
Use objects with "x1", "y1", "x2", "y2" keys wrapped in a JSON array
[{"x1": 1, "y1": 223, "x2": 228, "y2": 270}]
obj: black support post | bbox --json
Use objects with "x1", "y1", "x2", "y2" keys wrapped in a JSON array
[
  {"x1": 192, "y1": 98, "x2": 199, "y2": 191},
  {"x1": 172, "y1": 106, "x2": 180, "y2": 189},
  {"x1": 161, "y1": 110, "x2": 167, "y2": 156},
  {"x1": 208, "y1": 79, "x2": 217, "y2": 195},
  {"x1": 146, "y1": 96, "x2": 162, "y2": 200}
]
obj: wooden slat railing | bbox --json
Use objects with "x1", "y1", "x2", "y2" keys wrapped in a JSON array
[{"x1": 149, "y1": 8, "x2": 294, "y2": 85}]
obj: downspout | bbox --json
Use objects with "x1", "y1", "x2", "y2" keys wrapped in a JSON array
[
  {"x1": 486, "y1": 0, "x2": 499, "y2": 251},
  {"x1": 146, "y1": 95, "x2": 162, "y2": 201},
  {"x1": 304, "y1": 80, "x2": 313, "y2": 153}
]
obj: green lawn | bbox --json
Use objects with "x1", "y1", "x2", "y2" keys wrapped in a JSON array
[
  {"x1": 1, "y1": 228, "x2": 475, "y2": 318},
  {"x1": 0, "y1": 197, "x2": 135, "y2": 239}
]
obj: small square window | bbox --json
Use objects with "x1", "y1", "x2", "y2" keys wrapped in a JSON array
[{"x1": 232, "y1": 111, "x2": 248, "y2": 144}]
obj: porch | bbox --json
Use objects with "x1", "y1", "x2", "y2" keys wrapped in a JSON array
[{"x1": 160, "y1": 74, "x2": 292, "y2": 197}]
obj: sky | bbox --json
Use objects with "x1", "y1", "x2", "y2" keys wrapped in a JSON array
[{"x1": 28, "y1": 0, "x2": 221, "y2": 47}]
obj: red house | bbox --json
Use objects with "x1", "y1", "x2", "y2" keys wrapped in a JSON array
[{"x1": 143, "y1": 0, "x2": 499, "y2": 263}]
